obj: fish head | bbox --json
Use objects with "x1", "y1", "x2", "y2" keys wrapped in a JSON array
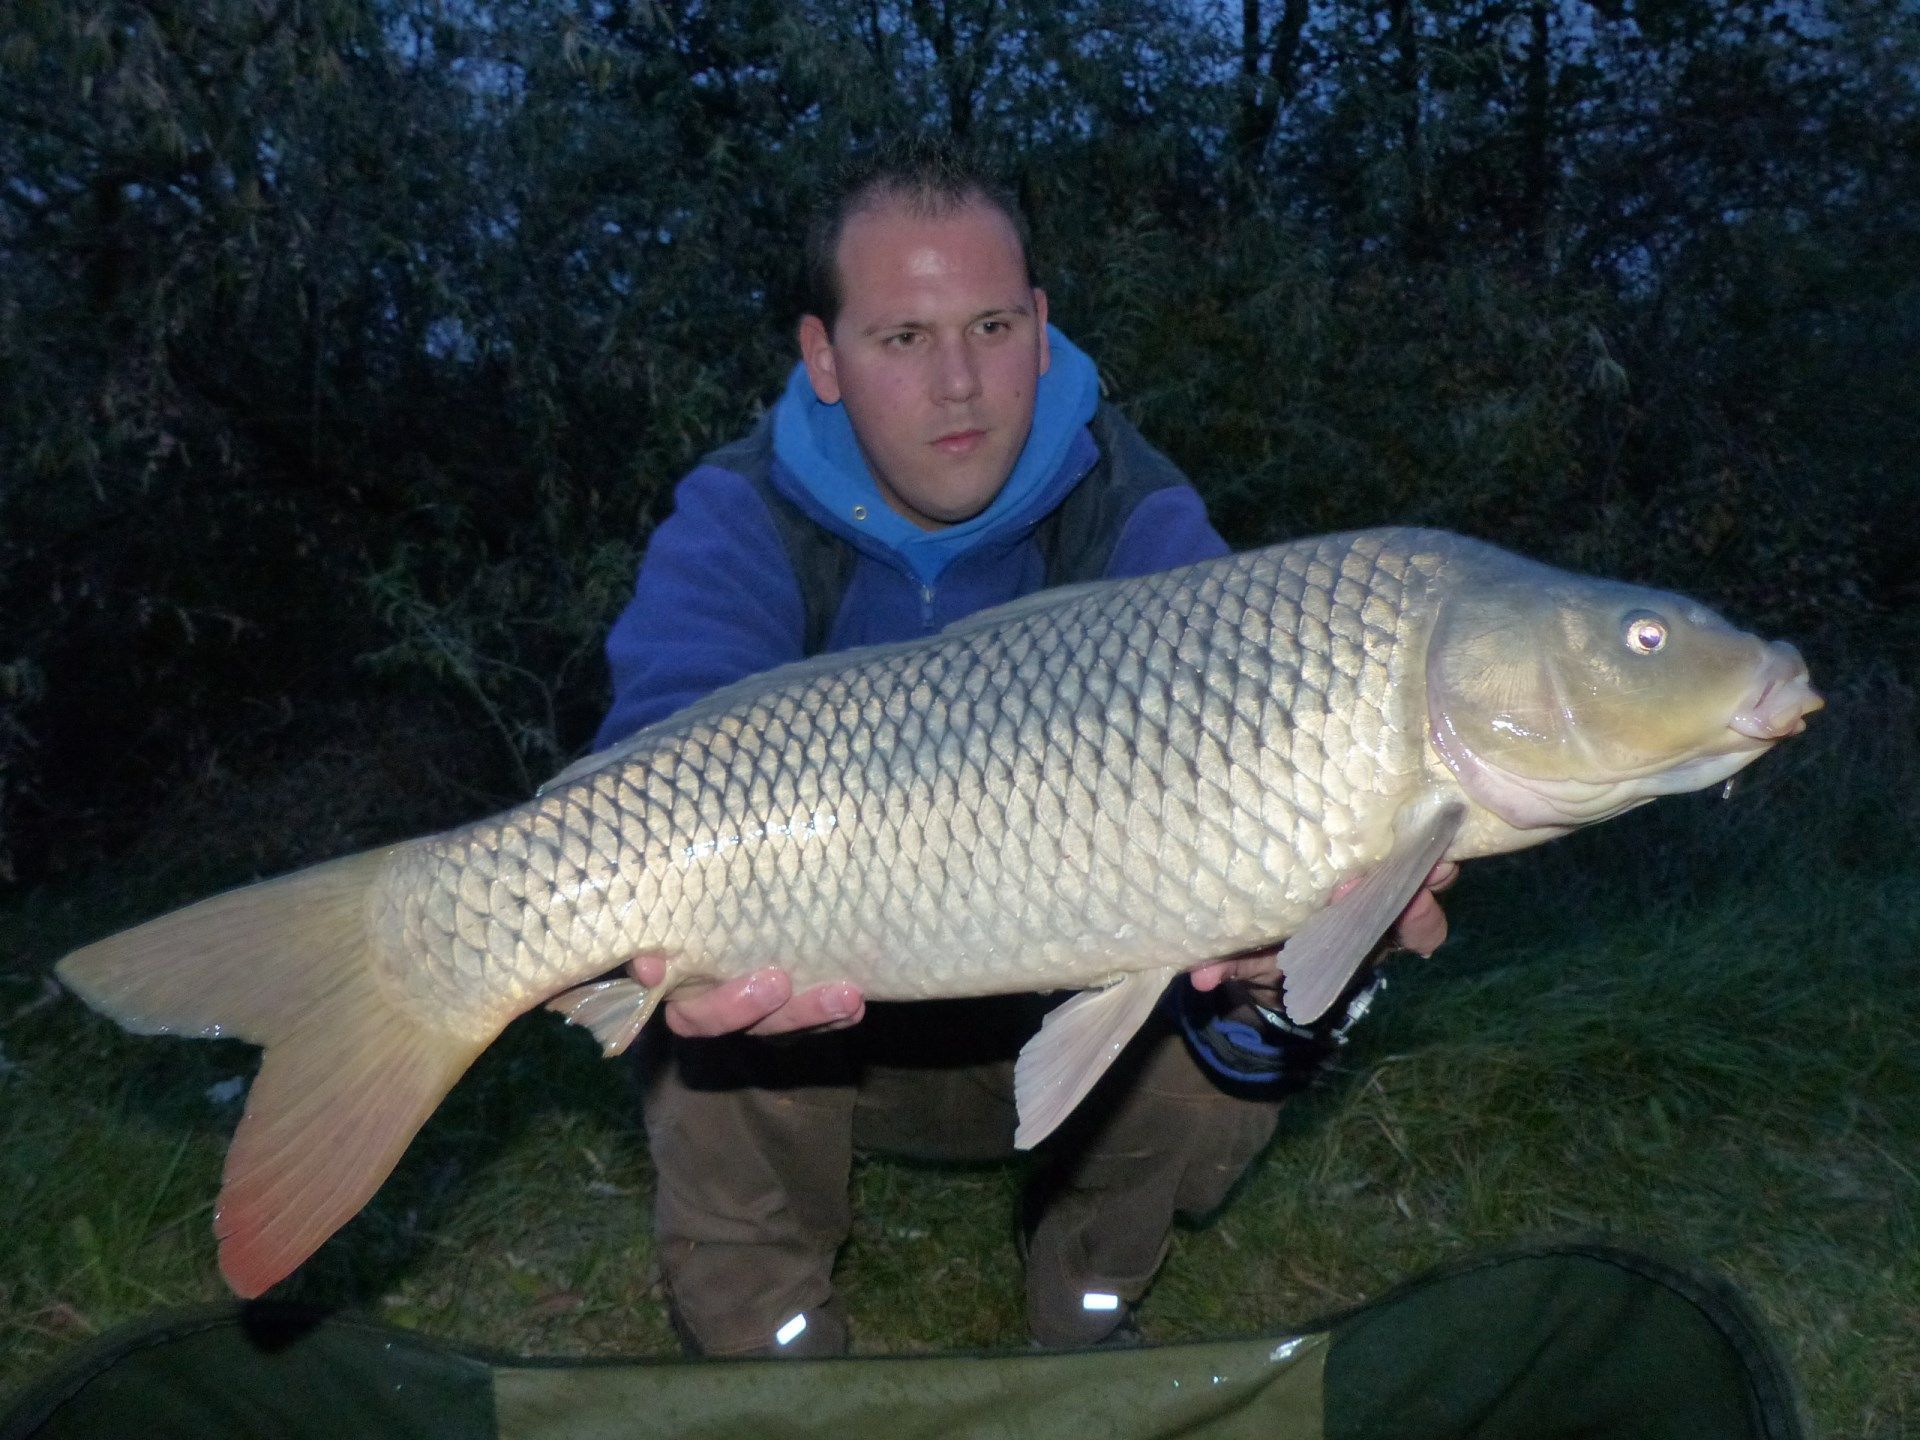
[{"x1": 1425, "y1": 550, "x2": 1822, "y2": 833}]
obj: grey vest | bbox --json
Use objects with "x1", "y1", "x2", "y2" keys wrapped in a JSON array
[{"x1": 698, "y1": 403, "x2": 1191, "y2": 654}]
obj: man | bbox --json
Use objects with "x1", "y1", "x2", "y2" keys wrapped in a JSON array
[{"x1": 597, "y1": 141, "x2": 1450, "y2": 1357}]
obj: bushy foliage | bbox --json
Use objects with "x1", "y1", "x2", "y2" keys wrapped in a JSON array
[{"x1": 2, "y1": 0, "x2": 1915, "y2": 881}]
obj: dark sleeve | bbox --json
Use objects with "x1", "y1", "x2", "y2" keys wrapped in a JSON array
[
  {"x1": 1171, "y1": 983, "x2": 1297, "y2": 1085},
  {"x1": 1101, "y1": 482, "x2": 1230, "y2": 580},
  {"x1": 594, "y1": 466, "x2": 807, "y2": 750},
  {"x1": 1171, "y1": 968, "x2": 1387, "y2": 1088}
]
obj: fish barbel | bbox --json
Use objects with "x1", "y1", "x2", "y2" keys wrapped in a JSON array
[{"x1": 57, "y1": 528, "x2": 1820, "y2": 1296}]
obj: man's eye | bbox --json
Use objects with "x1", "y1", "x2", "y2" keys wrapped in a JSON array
[
  {"x1": 977, "y1": 319, "x2": 1008, "y2": 336},
  {"x1": 885, "y1": 332, "x2": 919, "y2": 348}
]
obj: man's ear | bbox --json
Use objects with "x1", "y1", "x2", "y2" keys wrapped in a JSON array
[
  {"x1": 1034, "y1": 288, "x2": 1051, "y2": 375},
  {"x1": 797, "y1": 314, "x2": 841, "y2": 403}
]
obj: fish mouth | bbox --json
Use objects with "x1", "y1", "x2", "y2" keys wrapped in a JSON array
[{"x1": 1730, "y1": 642, "x2": 1823, "y2": 741}]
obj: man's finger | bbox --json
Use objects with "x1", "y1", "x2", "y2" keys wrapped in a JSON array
[
  {"x1": 745, "y1": 982, "x2": 865, "y2": 1036},
  {"x1": 1392, "y1": 889, "x2": 1448, "y2": 957},
  {"x1": 663, "y1": 966, "x2": 794, "y2": 1038},
  {"x1": 661, "y1": 967, "x2": 866, "y2": 1039},
  {"x1": 626, "y1": 951, "x2": 670, "y2": 988},
  {"x1": 1188, "y1": 947, "x2": 1283, "y2": 991},
  {"x1": 1187, "y1": 959, "x2": 1233, "y2": 992}
]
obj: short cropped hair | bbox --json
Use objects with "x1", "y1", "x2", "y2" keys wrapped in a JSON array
[{"x1": 801, "y1": 137, "x2": 1036, "y2": 331}]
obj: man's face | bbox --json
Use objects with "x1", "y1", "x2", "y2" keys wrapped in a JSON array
[{"x1": 798, "y1": 198, "x2": 1050, "y2": 531}]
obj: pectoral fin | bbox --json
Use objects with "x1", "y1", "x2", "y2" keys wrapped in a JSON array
[
  {"x1": 1013, "y1": 967, "x2": 1179, "y2": 1150},
  {"x1": 1280, "y1": 803, "x2": 1465, "y2": 1025},
  {"x1": 545, "y1": 978, "x2": 660, "y2": 1057}
]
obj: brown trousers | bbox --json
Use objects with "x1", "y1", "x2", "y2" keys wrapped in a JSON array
[{"x1": 639, "y1": 994, "x2": 1280, "y2": 1355}]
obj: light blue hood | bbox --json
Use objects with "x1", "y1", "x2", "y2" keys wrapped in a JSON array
[{"x1": 770, "y1": 325, "x2": 1101, "y2": 587}]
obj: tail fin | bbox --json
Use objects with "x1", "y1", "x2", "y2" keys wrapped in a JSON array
[{"x1": 56, "y1": 850, "x2": 493, "y2": 1297}]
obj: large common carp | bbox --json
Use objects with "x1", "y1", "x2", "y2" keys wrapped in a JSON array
[{"x1": 58, "y1": 528, "x2": 1819, "y2": 1297}]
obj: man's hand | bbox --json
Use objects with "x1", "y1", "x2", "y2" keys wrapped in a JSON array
[
  {"x1": 625, "y1": 953, "x2": 866, "y2": 1038},
  {"x1": 1385, "y1": 858, "x2": 1457, "y2": 958},
  {"x1": 1188, "y1": 860, "x2": 1459, "y2": 995}
]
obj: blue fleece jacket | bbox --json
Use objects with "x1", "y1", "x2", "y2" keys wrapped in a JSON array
[
  {"x1": 596, "y1": 329, "x2": 1226, "y2": 745},
  {"x1": 595, "y1": 327, "x2": 1298, "y2": 1084}
]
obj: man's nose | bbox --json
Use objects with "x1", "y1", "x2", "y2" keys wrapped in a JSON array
[{"x1": 932, "y1": 336, "x2": 982, "y2": 403}]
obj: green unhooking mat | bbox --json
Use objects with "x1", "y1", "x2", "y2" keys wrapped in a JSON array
[{"x1": 2, "y1": 1243, "x2": 1809, "y2": 1440}]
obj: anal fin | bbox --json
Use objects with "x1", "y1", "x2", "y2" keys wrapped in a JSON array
[
  {"x1": 1013, "y1": 967, "x2": 1179, "y2": 1149},
  {"x1": 544, "y1": 977, "x2": 660, "y2": 1057}
]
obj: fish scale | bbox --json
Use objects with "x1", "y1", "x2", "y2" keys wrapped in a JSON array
[{"x1": 371, "y1": 529, "x2": 1434, "y2": 1025}]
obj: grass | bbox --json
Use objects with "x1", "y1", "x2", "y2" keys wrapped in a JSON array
[{"x1": 2, "y1": 668, "x2": 1915, "y2": 1436}]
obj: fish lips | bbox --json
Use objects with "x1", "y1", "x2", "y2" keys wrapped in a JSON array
[{"x1": 1730, "y1": 642, "x2": 1823, "y2": 741}]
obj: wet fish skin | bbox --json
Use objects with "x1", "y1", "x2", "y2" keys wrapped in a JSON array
[{"x1": 55, "y1": 527, "x2": 1819, "y2": 1296}]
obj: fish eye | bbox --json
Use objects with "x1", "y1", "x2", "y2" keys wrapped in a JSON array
[{"x1": 1623, "y1": 611, "x2": 1668, "y2": 655}]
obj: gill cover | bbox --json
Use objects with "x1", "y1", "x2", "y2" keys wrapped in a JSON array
[{"x1": 1425, "y1": 548, "x2": 1786, "y2": 830}]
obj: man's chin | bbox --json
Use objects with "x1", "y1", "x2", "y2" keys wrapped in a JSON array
[{"x1": 887, "y1": 462, "x2": 1015, "y2": 529}]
